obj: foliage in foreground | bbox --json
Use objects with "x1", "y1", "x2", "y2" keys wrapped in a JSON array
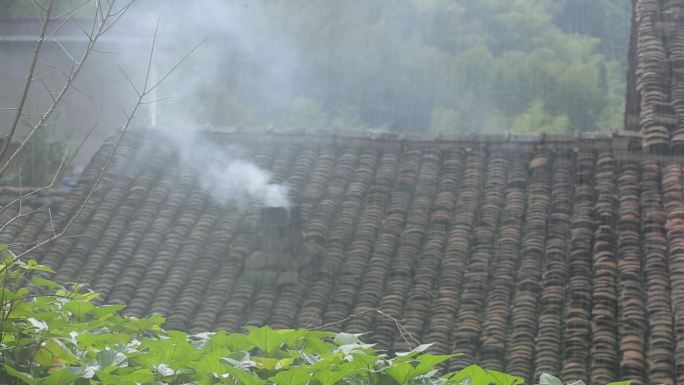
[{"x1": 0, "y1": 248, "x2": 629, "y2": 385}]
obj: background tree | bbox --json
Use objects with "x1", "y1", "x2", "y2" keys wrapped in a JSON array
[{"x1": 150, "y1": 0, "x2": 630, "y2": 134}]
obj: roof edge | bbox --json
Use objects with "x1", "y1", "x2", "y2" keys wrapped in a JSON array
[{"x1": 196, "y1": 126, "x2": 642, "y2": 152}]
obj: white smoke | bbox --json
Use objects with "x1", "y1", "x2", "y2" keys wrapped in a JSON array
[
  {"x1": 205, "y1": 159, "x2": 290, "y2": 208},
  {"x1": 161, "y1": 126, "x2": 290, "y2": 209},
  {"x1": 122, "y1": 1, "x2": 293, "y2": 209}
]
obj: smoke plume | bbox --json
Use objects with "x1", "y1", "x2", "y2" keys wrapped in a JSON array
[{"x1": 124, "y1": 0, "x2": 294, "y2": 208}]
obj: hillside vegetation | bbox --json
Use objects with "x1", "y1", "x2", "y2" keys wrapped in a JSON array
[{"x1": 156, "y1": 0, "x2": 631, "y2": 133}]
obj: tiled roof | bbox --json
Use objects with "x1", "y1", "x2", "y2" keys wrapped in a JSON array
[
  {"x1": 632, "y1": 0, "x2": 684, "y2": 152},
  {"x1": 2, "y1": 130, "x2": 679, "y2": 385}
]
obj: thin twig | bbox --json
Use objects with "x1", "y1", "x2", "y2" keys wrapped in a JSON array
[
  {"x1": 52, "y1": 38, "x2": 77, "y2": 64},
  {"x1": 0, "y1": 150, "x2": 68, "y2": 219},
  {"x1": 64, "y1": 121, "x2": 99, "y2": 173},
  {"x1": 16, "y1": 20, "x2": 192, "y2": 261},
  {"x1": 147, "y1": 38, "x2": 207, "y2": 94},
  {"x1": 309, "y1": 308, "x2": 421, "y2": 349},
  {"x1": 50, "y1": 0, "x2": 92, "y2": 21},
  {"x1": 48, "y1": 208, "x2": 56, "y2": 237},
  {"x1": 0, "y1": 0, "x2": 121, "y2": 179},
  {"x1": 72, "y1": 28, "x2": 203, "y2": 289},
  {"x1": 118, "y1": 65, "x2": 141, "y2": 97},
  {"x1": 0, "y1": 0, "x2": 55, "y2": 166},
  {"x1": 31, "y1": 67, "x2": 59, "y2": 83},
  {"x1": 45, "y1": 13, "x2": 74, "y2": 41},
  {"x1": 0, "y1": 204, "x2": 51, "y2": 234},
  {"x1": 40, "y1": 79, "x2": 57, "y2": 104}
]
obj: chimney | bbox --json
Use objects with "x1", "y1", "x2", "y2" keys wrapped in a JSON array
[{"x1": 243, "y1": 205, "x2": 303, "y2": 284}]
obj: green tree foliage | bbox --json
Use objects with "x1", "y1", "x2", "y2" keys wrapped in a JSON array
[
  {"x1": 0, "y1": 248, "x2": 629, "y2": 385},
  {"x1": 3, "y1": 1, "x2": 630, "y2": 134},
  {"x1": 154, "y1": 0, "x2": 630, "y2": 134}
]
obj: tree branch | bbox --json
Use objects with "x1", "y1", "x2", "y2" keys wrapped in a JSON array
[
  {"x1": 0, "y1": 0, "x2": 55, "y2": 166},
  {"x1": 0, "y1": 0, "x2": 126, "y2": 179}
]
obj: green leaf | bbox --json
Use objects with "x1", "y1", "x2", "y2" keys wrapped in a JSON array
[
  {"x1": 27, "y1": 317, "x2": 48, "y2": 332},
  {"x1": 31, "y1": 276, "x2": 63, "y2": 290},
  {"x1": 77, "y1": 332, "x2": 131, "y2": 348},
  {"x1": 38, "y1": 369, "x2": 79, "y2": 385},
  {"x1": 156, "y1": 363, "x2": 175, "y2": 376},
  {"x1": 64, "y1": 300, "x2": 97, "y2": 321},
  {"x1": 129, "y1": 315, "x2": 165, "y2": 332},
  {"x1": 192, "y1": 349, "x2": 226, "y2": 374},
  {"x1": 449, "y1": 365, "x2": 489, "y2": 385},
  {"x1": 34, "y1": 339, "x2": 78, "y2": 367},
  {"x1": 213, "y1": 331, "x2": 256, "y2": 352},
  {"x1": 315, "y1": 369, "x2": 364, "y2": 385},
  {"x1": 415, "y1": 354, "x2": 452, "y2": 375},
  {"x1": 3, "y1": 364, "x2": 37, "y2": 385},
  {"x1": 105, "y1": 369, "x2": 156, "y2": 385},
  {"x1": 487, "y1": 370, "x2": 524, "y2": 385},
  {"x1": 349, "y1": 351, "x2": 378, "y2": 365},
  {"x1": 304, "y1": 333, "x2": 333, "y2": 354},
  {"x1": 538, "y1": 373, "x2": 564, "y2": 385},
  {"x1": 24, "y1": 260, "x2": 55, "y2": 274},
  {"x1": 77, "y1": 366, "x2": 98, "y2": 379},
  {"x1": 386, "y1": 362, "x2": 418, "y2": 384},
  {"x1": 270, "y1": 368, "x2": 312, "y2": 385},
  {"x1": 254, "y1": 357, "x2": 280, "y2": 370},
  {"x1": 97, "y1": 348, "x2": 128, "y2": 368},
  {"x1": 224, "y1": 366, "x2": 264, "y2": 385},
  {"x1": 246, "y1": 325, "x2": 284, "y2": 354},
  {"x1": 606, "y1": 382, "x2": 631, "y2": 385},
  {"x1": 276, "y1": 358, "x2": 295, "y2": 369},
  {"x1": 334, "y1": 333, "x2": 363, "y2": 346},
  {"x1": 394, "y1": 344, "x2": 435, "y2": 363}
]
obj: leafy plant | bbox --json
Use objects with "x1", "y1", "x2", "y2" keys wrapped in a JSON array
[{"x1": 0, "y1": 246, "x2": 631, "y2": 385}]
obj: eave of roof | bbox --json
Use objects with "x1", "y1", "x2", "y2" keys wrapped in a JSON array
[{"x1": 200, "y1": 126, "x2": 643, "y2": 152}]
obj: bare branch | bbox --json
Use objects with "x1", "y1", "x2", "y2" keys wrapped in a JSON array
[
  {"x1": 48, "y1": 208, "x2": 56, "y2": 237},
  {"x1": 64, "y1": 121, "x2": 99, "y2": 173},
  {"x1": 70, "y1": 24, "x2": 203, "y2": 288},
  {"x1": 30, "y1": 0, "x2": 48, "y2": 24},
  {"x1": 72, "y1": 18, "x2": 94, "y2": 40},
  {"x1": 37, "y1": 57, "x2": 70, "y2": 78},
  {"x1": 40, "y1": 80, "x2": 57, "y2": 104},
  {"x1": 95, "y1": 0, "x2": 106, "y2": 29},
  {"x1": 45, "y1": 12, "x2": 74, "y2": 40},
  {"x1": 308, "y1": 308, "x2": 421, "y2": 349},
  {"x1": 52, "y1": 39, "x2": 77, "y2": 64},
  {"x1": 0, "y1": 0, "x2": 55, "y2": 167},
  {"x1": 92, "y1": 48, "x2": 118, "y2": 55},
  {"x1": 31, "y1": 0, "x2": 48, "y2": 13},
  {"x1": 50, "y1": 0, "x2": 92, "y2": 21},
  {"x1": 99, "y1": 1, "x2": 136, "y2": 35},
  {"x1": 0, "y1": 204, "x2": 50, "y2": 234},
  {"x1": 0, "y1": 0, "x2": 130, "y2": 179},
  {"x1": 18, "y1": 118, "x2": 130, "y2": 259},
  {"x1": 142, "y1": 20, "x2": 159, "y2": 93},
  {"x1": 147, "y1": 38, "x2": 207, "y2": 94},
  {"x1": 0, "y1": 147, "x2": 69, "y2": 221},
  {"x1": 140, "y1": 96, "x2": 175, "y2": 105},
  {"x1": 64, "y1": 79, "x2": 94, "y2": 99},
  {"x1": 118, "y1": 66, "x2": 141, "y2": 97},
  {"x1": 110, "y1": 0, "x2": 136, "y2": 17},
  {"x1": 31, "y1": 67, "x2": 59, "y2": 82},
  {"x1": 50, "y1": 148, "x2": 70, "y2": 187}
]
